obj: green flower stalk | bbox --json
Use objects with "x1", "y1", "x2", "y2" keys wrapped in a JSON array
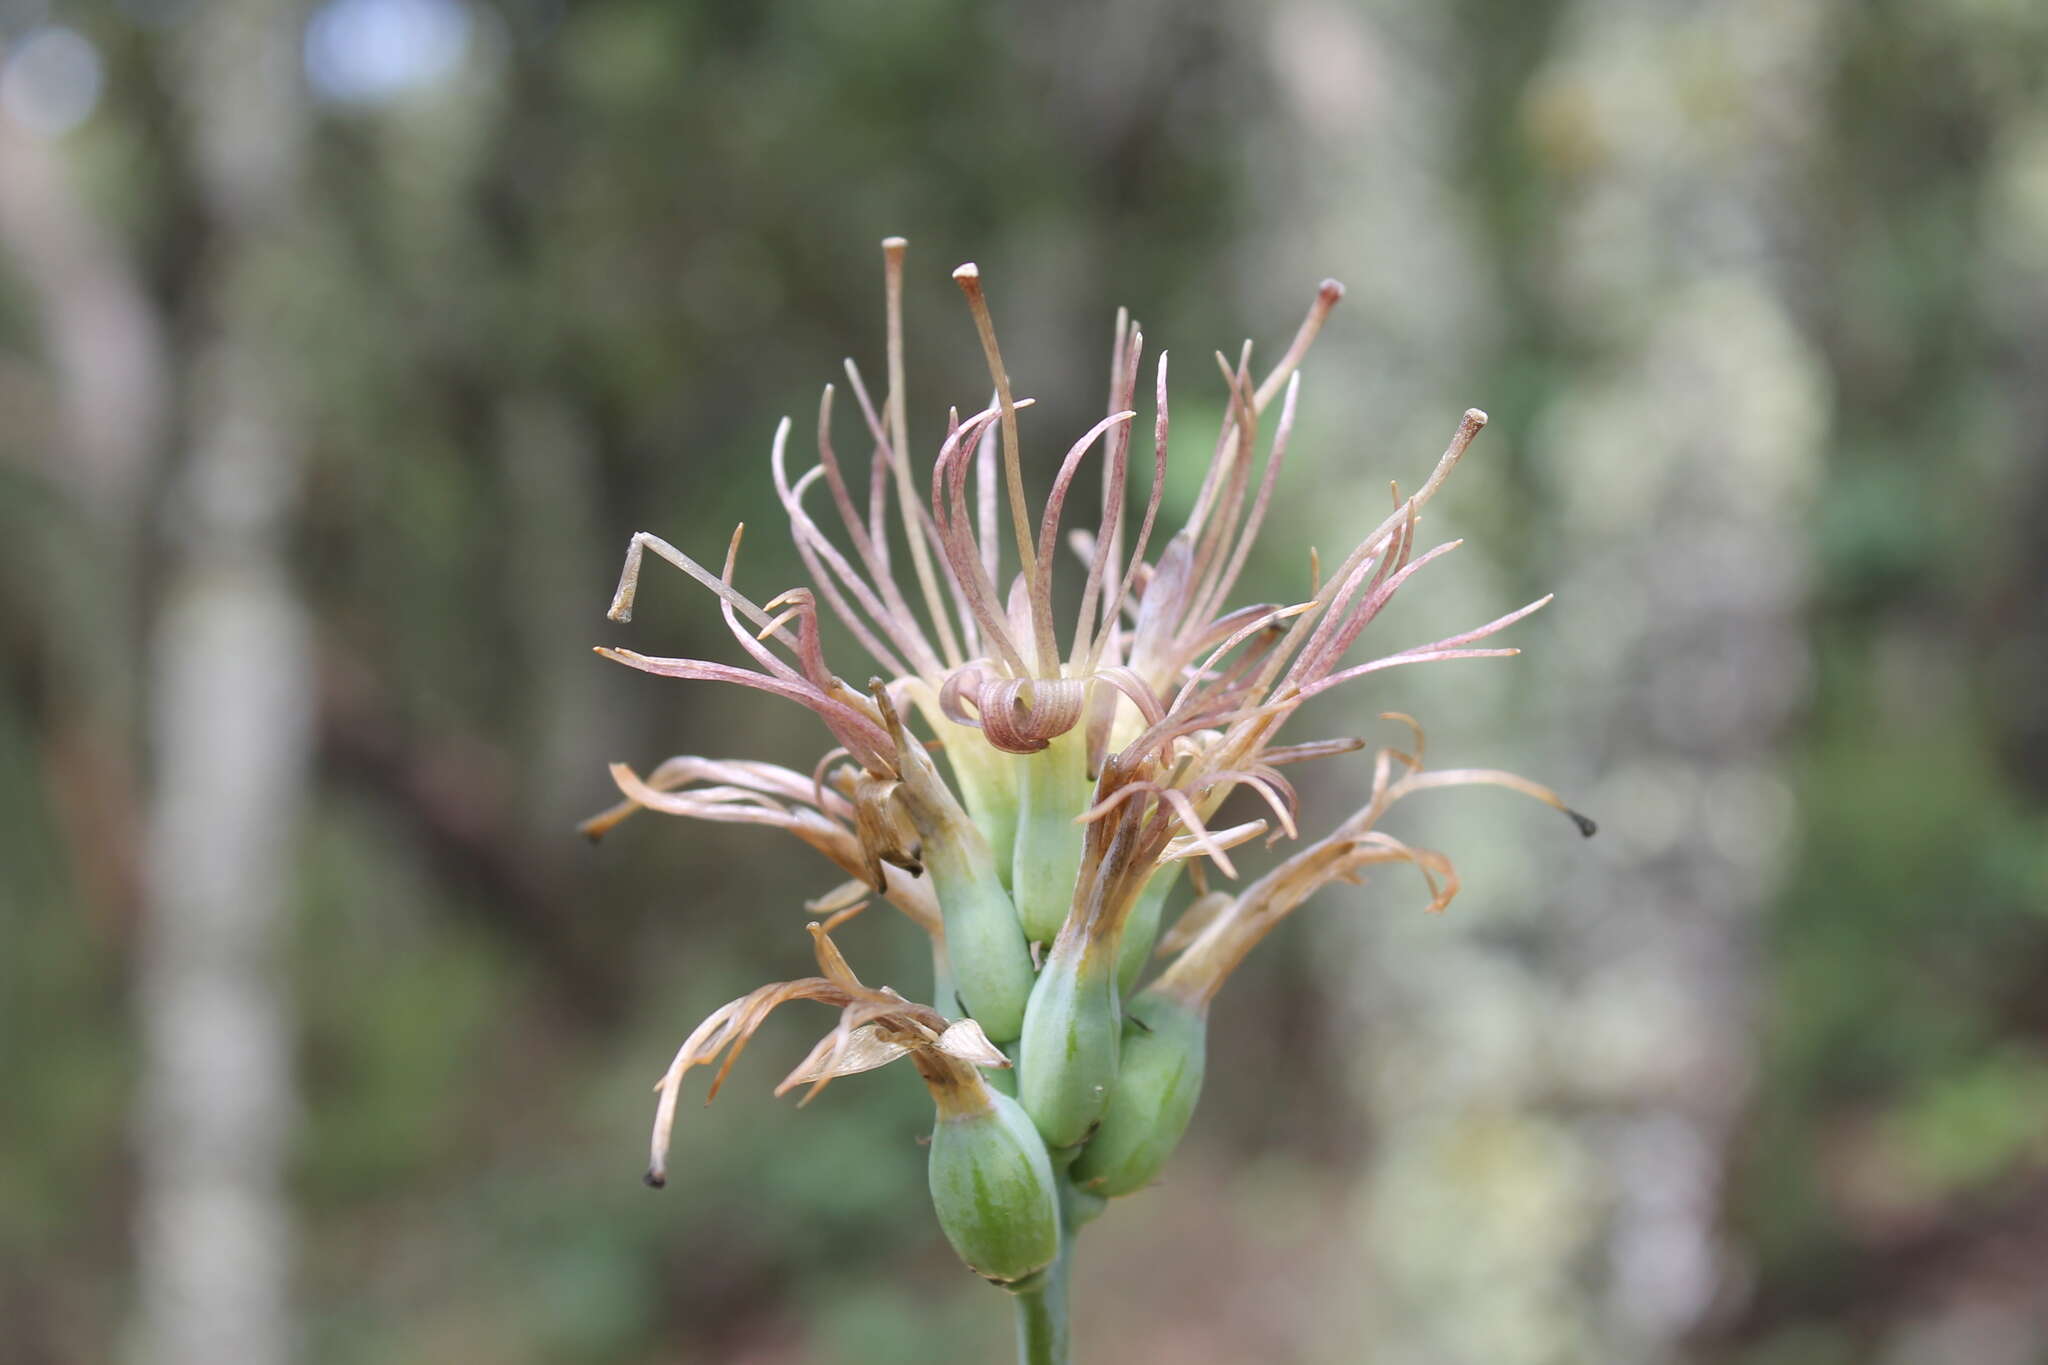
[{"x1": 584, "y1": 238, "x2": 1593, "y2": 1363}]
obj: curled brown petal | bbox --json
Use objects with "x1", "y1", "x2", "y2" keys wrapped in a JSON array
[
  {"x1": 776, "y1": 1023, "x2": 914, "y2": 1098},
  {"x1": 807, "y1": 919, "x2": 866, "y2": 989},
  {"x1": 597, "y1": 648, "x2": 894, "y2": 771},
  {"x1": 1262, "y1": 736, "x2": 1368, "y2": 768},
  {"x1": 1386, "y1": 766, "x2": 1597, "y2": 838},
  {"x1": 937, "y1": 662, "x2": 993, "y2": 732},
  {"x1": 952, "y1": 672, "x2": 1090, "y2": 755},
  {"x1": 647, "y1": 976, "x2": 839, "y2": 1185},
  {"x1": 1293, "y1": 646, "x2": 1521, "y2": 703},
  {"x1": 932, "y1": 1018, "x2": 1010, "y2": 1069},
  {"x1": 647, "y1": 924, "x2": 959, "y2": 1185},
  {"x1": 1152, "y1": 827, "x2": 1458, "y2": 1010},
  {"x1": 852, "y1": 770, "x2": 923, "y2": 889},
  {"x1": 1160, "y1": 818, "x2": 1270, "y2": 866},
  {"x1": 602, "y1": 760, "x2": 941, "y2": 935}
]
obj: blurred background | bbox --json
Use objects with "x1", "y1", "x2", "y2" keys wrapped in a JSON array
[{"x1": 3, "y1": 0, "x2": 2046, "y2": 1361}]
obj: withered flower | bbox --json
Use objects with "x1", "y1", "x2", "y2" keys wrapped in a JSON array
[
  {"x1": 587, "y1": 238, "x2": 1590, "y2": 1363},
  {"x1": 643, "y1": 920, "x2": 1003, "y2": 1188}
]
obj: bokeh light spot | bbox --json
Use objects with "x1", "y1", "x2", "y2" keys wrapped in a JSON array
[
  {"x1": 0, "y1": 26, "x2": 104, "y2": 137},
  {"x1": 304, "y1": 0, "x2": 470, "y2": 106}
]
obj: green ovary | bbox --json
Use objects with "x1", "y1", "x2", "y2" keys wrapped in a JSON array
[
  {"x1": 928, "y1": 1088, "x2": 1061, "y2": 1285},
  {"x1": 924, "y1": 832, "x2": 1035, "y2": 1043},
  {"x1": 1017, "y1": 934, "x2": 1121, "y2": 1149},
  {"x1": 1011, "y1": 728, "x2": 1090, "y2": 943},
  {"x1": 1071, "y1": 990, "x2": 1207, "y2": 1197}
]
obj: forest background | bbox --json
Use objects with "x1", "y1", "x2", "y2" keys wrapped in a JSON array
[{"x1": 3, "y1": 1, "x2": 2046, "y2": 1362}]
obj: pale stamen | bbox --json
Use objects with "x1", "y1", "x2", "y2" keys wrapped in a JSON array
[
  {"x1": 931, "y1": 404, "x2": 1034, "y2": 675},
  {"x1": 1071, "y1": 324, "x2": 1145, "y2": 672},
  {"x1": 1082, "y1": 351, "x2": 1172, "y2": 677},
  {"x1": 812, "y1": 384, "x2": 949, "y2": 673},
  {"x1": 953, "y1": 262, "x2": 1057, "y2": 675},
  {"x1": 774, "y1": 430, "x2": 919, "y2": 678},
  {"x1": 607, "y1": 529, "x2": 775, "y2": 630},
  {"x1": 881, "y1": 238, "x2": 967, "y2": 668}
]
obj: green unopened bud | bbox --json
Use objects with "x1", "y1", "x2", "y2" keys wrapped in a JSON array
[
  {"x1": 1017, "y1": 932, "x2": 1121, "y2": 1149},
  {"x1": 1011, "y1": 727, "x2": 1090, "y2": 942},
  {"x1": 927, "y1": 1073, "x2": 1061, "y2": 1286},
  {"x1": 1071, "y1": 987, "x2": 1207, "y2": 1198}
]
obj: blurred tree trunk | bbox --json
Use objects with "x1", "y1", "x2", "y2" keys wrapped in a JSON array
[
  {"x1": 1260, "y1": 6, "x2": 1572, "y2": 1362},
  {"x1": 1516, "y1": 2, "x2": 1832, "y2": 1356},
  {"x1": 0, "y1": 112, "x2": 166, "y2": 930},
  {"x1": 133, "y1": 3, "x2": 312, "y2": 1363},
  {"x1": 500, "y1": 393, "x2": 622, "y2": 838},
  {"x1": 1267, "y1": 3, "x2": 1831, "y2": 1362}
]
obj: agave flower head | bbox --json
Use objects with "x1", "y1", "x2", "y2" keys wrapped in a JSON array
[{"x1": 586, "y1": 237, "x2": 1591, "y2": 1198}]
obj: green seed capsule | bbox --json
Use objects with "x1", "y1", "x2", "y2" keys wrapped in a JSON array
[
  {"x1": 928, "y1": 1084, "x2": 1061, "y2": 1285},
  {"x1": 923, "y1": 830, "x2": 1034, "y2": 1043},
  {"x1": 1071, "y1": 989, "x2": 1207, "y2": 1197},
  {"x1": 1017, "y1": 934, "x2": 1121, "y2": 1149}
]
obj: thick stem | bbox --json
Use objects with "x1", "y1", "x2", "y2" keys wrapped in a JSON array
[{"x1": 1011, "y1": 1233, "x2": 1071, "y2": 1365}]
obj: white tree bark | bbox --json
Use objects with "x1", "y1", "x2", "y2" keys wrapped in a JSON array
[
  {"x1": 0, "y1": 117, "x2": 166, "y2": 524},
  {"x1": 133, "y1": 3, "x2": 311, "y2": 1362},
  {"x1": 1262, "y1": 3, "x2": 1832, "y2": 1361},
  {"x1": 0, "y1": 107, "x2": 168, "y2": 923},
  {"x1": 1518, "y1": 5, "x2": 1832, "y2": 1355}
]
